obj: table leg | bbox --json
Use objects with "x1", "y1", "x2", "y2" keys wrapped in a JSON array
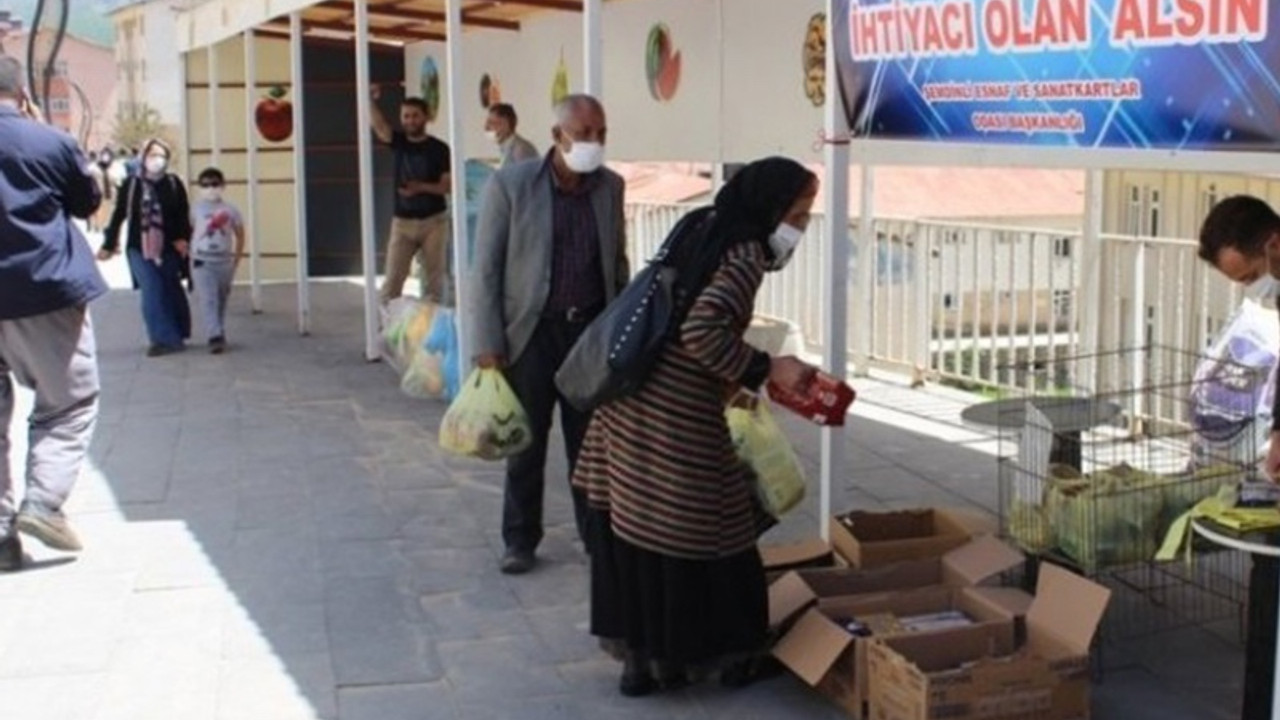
[{"x1": 1243, "y1": 555, "x2": 1278, "y2": 720}]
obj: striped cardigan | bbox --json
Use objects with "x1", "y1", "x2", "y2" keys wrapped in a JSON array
[{"x1": 572, "y1": 241, "x2": 770, "y2": 560}]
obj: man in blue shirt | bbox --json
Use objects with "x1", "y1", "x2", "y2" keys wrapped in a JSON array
[{"x1": 0, "y1": 56, "x2": 105, "y2": 570}]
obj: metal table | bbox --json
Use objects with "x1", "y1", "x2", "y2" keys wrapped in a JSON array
[
  {"x1": 961, "y1": 396, "x2": 1123, "y2": 469},
  {"x1": 1192, "y1": 518, "x2": 1280, "y2": 720}
]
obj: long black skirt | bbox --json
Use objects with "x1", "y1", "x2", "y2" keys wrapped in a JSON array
[{"x1": 587, "y1": 508, "x2": 768, "y2": 667}]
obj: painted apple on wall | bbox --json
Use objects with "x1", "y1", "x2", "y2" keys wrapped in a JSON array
[
  {"x1": 255, "y1": 86, "x2": 293, "y2": 142},
  {"x1": 420, "y1": 56, "x2": 441, "y2": 119},
  {"x1": 646, "y1": 23, "x2": 681, "y2": 102}
]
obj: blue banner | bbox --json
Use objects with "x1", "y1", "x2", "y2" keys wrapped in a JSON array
[{"x1": 833, "y1": 0, "x2": 1280, "y2": 151}]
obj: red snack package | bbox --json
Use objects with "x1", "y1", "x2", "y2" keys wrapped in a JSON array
[{"x1": 766, "y1": 371, "x2": 856, "y2": 426}]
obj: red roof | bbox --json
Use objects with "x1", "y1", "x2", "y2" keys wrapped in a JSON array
[{"x1": 613, "y1": 161, "x2": 1085, "y2": 222}]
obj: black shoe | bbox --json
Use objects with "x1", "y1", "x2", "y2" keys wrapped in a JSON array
[
  {"x1": 146, "y1": 344, "x2": 182, "y2": 358},
  {"x1": 499, "y1": 548, "x2": 536, "y2": 575},
  {"x1": 16, "y1": 504, "x2": 82, "y2": 552},
  {"x1": 620, "y1": 652, "x2": 657, "y2": 698},
  {"x1": 0, "y1": 532, "x2": 22, "y2": 572},
  {"x1": 209, "y1": 336, "x2": 226, "y2": 354}
]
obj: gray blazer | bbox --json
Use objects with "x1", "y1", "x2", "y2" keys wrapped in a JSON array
[
  {"x1": 499, "y1": 134, "x2": 539, "y2": 169},
  {"x1": 469, "y1": 158, "x2": 630, "y2": 364}
]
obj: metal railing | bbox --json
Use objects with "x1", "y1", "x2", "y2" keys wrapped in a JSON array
[{"x1": 626, "y1": 202, "x2": 1242, "y2": 405}]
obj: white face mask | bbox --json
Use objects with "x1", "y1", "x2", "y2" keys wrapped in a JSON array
[
  {"x1": 144, "y1": 156, "x2": 167, "y2": 175},
  {"x1": 485, "y1": 130, "x2": 499, "y2": 144},
  {"x1": 200, "y1": 187, "x2": 222, "y2": 203},
  {"x1": 1245, "y1": 274, "x2": 1280, "y2": 302},
  {"x1": 561, "y1": 141, "x2": 605, "y2": 174},
  {"x1": 768, "y1": 223, "x2": 805, "y2": 271}
]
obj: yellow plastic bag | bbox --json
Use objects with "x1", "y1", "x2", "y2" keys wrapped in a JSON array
[
  {"x1": 439, "y1": 369, "x2": 533, "y2": 461},
  {"x1": 727, "y1": 398, "x2": 807, "y2": 517}
]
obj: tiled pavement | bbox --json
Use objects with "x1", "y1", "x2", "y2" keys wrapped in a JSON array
[{"x1": 0, "y1": 271, "x2": 1248, "y2": 719}]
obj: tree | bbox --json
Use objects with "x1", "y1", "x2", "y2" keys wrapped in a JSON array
[{"x1": 112, "y1": 103, "x2": 171, "y2": 152}]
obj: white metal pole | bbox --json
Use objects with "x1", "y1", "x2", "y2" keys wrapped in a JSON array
[
  {"x1": 819, "y1": 0, "x2": 851, "y2": 543},
  {"x1": 856, "y1": 162, "x2": 876, "y2": 375},
  {"x1": 179, "y1": 52, "x2": 191, "y2": 176},
  {"x1": 583, "y1": 0, "x2": 602, "y2": 96},
  {"x1": 445, "y1": 0, "x2": 470, "y2": 367},
  {"x1": 1079, "y1": 169, "x2": 1103, "y2": 391},
  {"x1": 290, "y1": 13, "x2": 311, "y2": 336},
  {"x1": 243, "y1": 30, "x2": 263, "y2": 313},
  {"x1": 207, "y1": 43, "x2": 220, "y2": 167},
  {"x1": 354, "y1": 0, "x2": 379, "y2": 361}
]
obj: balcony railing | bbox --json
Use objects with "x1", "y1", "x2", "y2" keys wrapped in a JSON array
[{"x1": 626, "y1": 202, "x2": 1243, "y2": 407}]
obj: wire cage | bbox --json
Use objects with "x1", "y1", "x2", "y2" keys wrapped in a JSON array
[{"x1": 994, "y1": 346, "x2": 1271, "y2": 640}]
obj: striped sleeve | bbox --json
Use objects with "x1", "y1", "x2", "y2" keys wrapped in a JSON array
[{"x1": 679, "y1": 243, "x2": 768, "y2": 384}]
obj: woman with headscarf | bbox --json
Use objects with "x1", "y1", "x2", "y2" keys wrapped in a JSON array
[
  {"x1": 572, "y1": 157, "x2": 821, "y2": 696},
  {"x1": 99, "y1": 139, "x2": 193, "y2": 356}
]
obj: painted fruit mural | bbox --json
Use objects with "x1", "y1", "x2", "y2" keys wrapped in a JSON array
[
  {"x1": 255, "y1": 86, "x2": 293, "y2": 142},
  {"x1": 479, "y1": 73, "x2": 503, "y2": 109},
  {"x1": 420, "y1": 56, "x2": 441, "y2": 119},
  {"x1": 803, "y1": 14, "x2": 826, "y2": 107},
  {"x1": 551, "y1": 51, "x2": 569, "y2": 108},
  {"x1": 646, "y1": 24, "x2": 681, "y2": 102}
]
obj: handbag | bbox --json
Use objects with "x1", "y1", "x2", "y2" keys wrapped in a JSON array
[{"x1": 555, "y1": 207, "x2": 720, "y2": 412}]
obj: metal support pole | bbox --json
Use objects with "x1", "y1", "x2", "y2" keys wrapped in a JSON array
[
  {"x1": 583, "y1": 0, "x2": 602, "y2": 96},
  {"x1": 290, "y1": 13, "x2": 311, "y2": 336},
  {"x1": 445, "y1": 0, "x2": 470, "y2": 367},
  {"x1": 1079, "y1": 169, "x2": 1103, "y2": 391},
  {"x1": 243, "y1": 30, "x2": 262, "y2": 313},
  {"x1": 207, "y1": 43, "x2": 219, "y2": 166},
  {"x1": 355, "y1": 0, "x2": 379, "y2": 361},
  {"x1": 856, "y1": 163, "x2": 876, "y2": 375},
  {"x1": 819, "y1": 0, "x2": 851, "y2": 542}
]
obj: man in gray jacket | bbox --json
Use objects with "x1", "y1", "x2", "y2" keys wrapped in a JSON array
[{"x1": 470, "y1": 95, "x2": 629, "y2": 574}]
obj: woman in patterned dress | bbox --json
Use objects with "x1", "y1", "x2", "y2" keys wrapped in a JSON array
[{"x1": 572, "y1": 157, "x2": 820, "y2": 696}]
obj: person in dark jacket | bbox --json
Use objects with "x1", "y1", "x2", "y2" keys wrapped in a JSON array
[
  {"x1": 0, "y1": 56, "x2": 105, "y2": 568},
  {"x1": 99, "y1": 138, "x2": 193, "y2": 356}
]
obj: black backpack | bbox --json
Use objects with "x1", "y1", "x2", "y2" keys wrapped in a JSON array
[{"x1": 555, "y1": 206, "x2": 723, "y2": 412}]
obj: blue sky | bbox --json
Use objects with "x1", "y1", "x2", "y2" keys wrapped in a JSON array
[{"x1": 1, "y1": 0, "x2": 117, "y2": 47}]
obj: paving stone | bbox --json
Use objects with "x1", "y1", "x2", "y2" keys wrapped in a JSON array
[
  {"x1": 0, "y1": 674, "x2": 108, "y2": 720},
  {"x1": 337, "y1": 682, "x2": 457, "y2": 720},
  {"x1": 216, "y1": 653, "x2": 336, "y2": 720},
  {"x1": 222, "y1": 601, "x2": 330, "y2": 659},
  {"x1": 438, "y1": 636, "x2": 568, "y2": 703},
  {"x1": 91, "y1": 635, "x2": 220, "y2": 720}
]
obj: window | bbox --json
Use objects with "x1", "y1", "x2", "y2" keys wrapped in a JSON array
[
  {"x1": 1147, "y1": 188, "x2": 1162, "y2": 236},
  {"x1": 1125, "y1": 185, "x2": 1142, "y2": 236},
  {"x1": 1053, "y1": 237, "x2": 1072, "y2": 259},
  {"x1": 1053, "y1": 289, "x2": 1072, "y2": 318}
]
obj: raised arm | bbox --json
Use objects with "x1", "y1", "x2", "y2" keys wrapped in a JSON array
[{"x1": 370, "y1": 86, "x2": 394, "y2": 144}]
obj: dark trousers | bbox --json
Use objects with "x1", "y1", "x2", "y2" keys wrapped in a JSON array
[
  {"x1": 502, "y1": 317, "x2": 593, "y2": 554},
  {"x1": 1244, "y1": 555, "x2": 1279, "y2": 720}
]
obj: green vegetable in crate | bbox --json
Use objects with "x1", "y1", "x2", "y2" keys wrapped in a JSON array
[
  {"x1": 1049, "y1": 463, "x2": 1165, "y2": 571},
  {"x1": 1158, "y1": 464, "x2": 1244, "y2": 523}
]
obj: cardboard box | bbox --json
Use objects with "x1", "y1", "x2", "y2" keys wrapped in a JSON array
[
  {"x1": 761, "y1": 538, "x2": 836, "y2": 575},
  {"x1": 828, "y1": 508, "x2": 977, "y2": 568},
  {"x1": 773, "y1": 581, "x2": 1029, "y2": 718},
  {"x1": 769, "y1": 535, "x2": 1024, "y2": 633},
  {"x1": 866, "y1": 564, "x2": 1112, "y2": 720}
]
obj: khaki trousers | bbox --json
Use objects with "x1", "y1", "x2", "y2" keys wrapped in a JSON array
[{"x1": 381, "y1": 214, "x2": 451, "y2": 304}]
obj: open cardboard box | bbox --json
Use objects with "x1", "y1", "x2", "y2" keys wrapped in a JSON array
[
  {"x1": 768, "y1": 535, "x2": 1024, "y2": 632},
  {"x1": 828, "y1": 508, "x2": 983, "y2": 568},
  {"x1": 773, "y1": 579, "x2": 1029, "y2": 718},
  {"x1": 866, "y1": 563, "x2": 1112, "y2": 720},
  {"x1": 761, "y1": 537, "x2": 837, "y2": 576}
]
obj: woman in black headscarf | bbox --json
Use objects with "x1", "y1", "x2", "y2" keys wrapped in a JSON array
[{"x1": 573, "y1": 157, "x2": 820, "y2": 696}]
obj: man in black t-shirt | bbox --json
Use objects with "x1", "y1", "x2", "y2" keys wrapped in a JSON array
[{"x1": 371, "y1": 87, "x2": 452, "y2": 304}]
